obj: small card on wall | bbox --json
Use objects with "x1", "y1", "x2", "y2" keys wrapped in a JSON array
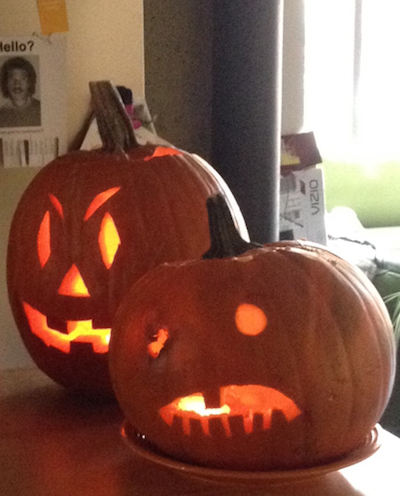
[
  {"x1": 36, "y1": 0, "x2": 69, "y2": 36},
  {"x1": 0, "y1": 34, "x2": 67, "y2": 168}
]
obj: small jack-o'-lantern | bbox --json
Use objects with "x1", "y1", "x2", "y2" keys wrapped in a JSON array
[
  {"x1": 109, "y1": 194, "x2": 395, "y2": 470},
  {"x1": 7, "y1": 83, "x2": 247, "y2": 395}
]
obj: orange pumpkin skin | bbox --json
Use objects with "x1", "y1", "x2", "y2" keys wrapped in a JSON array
[
  {"x1": 110, "y1": 240, "x2": 395, "y2": 470},
  {"x1": 7, "y1": 96, "x2": 247, "y2": 395}
]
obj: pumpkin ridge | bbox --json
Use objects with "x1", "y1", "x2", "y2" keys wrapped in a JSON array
[
  {"x1": 255, "y1": 248, "x2": 369, "y2": 458},
  {"x1": 343, "y1": 293, "x2": 385, "y2": 450},
  {"x1": 252, "y1": 253, "x2": 310, "y2": 457},
  {"x1": 345, "y1": 291, "x2": 380, "y2": 437},
  {"x1": 146, "y1": 157, "x2": 201, "y2": 262},
  {"x1": 317, "y1": 257, "x2": 393, "y2": 452},
  {"x1": 167, "y1": 155, "x2": 218, "y2": 258},
  {"x1": 280, "y1": 251, "x2": 351, "y2": 457},
  {"x1": 303, "y1": 253, "x2": 361, "y2": 452},
  {"x1": 336, "y1": 261, "x2": 395, "y2": 428},
  {"x1": 319, "y1": 277, "x2": 356, "y2": 455}
]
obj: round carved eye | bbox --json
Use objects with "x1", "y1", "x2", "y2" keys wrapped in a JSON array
[{"x1": 235, "y1": 303, "x2": 267, "y2": 336}]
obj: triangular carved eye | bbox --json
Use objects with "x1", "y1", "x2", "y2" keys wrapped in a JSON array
[{"x1": 98, "y1": 212, "x2": 121, "y2": 269}]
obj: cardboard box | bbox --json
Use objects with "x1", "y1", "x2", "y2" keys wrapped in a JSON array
[
  {"x1": 280, "y1": 133, "x2": 327, "y2": 245},
  {"x1": 280, "y1": 167, "x2": 327, "y2": 245}
]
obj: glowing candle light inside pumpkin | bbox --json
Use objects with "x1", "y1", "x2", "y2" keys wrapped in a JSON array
[
  {"x1": 83, "y1": 186, "x2": 121, "y2": 221},
  {"x1": 148, "y1": 328, "x2": 169, "y2": 358},
  {"x1": 159, "y1": 385, "x2": 302, "y2": 437},
  {"x1": 235, "y1": 303, "x2": 267, "y2": 336},
  {"x1": 144, "y1": 146, "x2": 183, "y2": 161},
  {"x1": 58, "y1": 264, "x2": 90, "y2": 297},
  {"x1": 23, "y1": 302, "x2": 110, "y2": 353},
  {"x1": 178, "y1": 394, "x2": 231, "y2": 417},
  {"x1": 99, "y1": 212, "x2": 121, "y2": 269},
  {"x1": 37, "y1": 211, "x2": 51, "y2": 268},
  {"x1": 49, "y1": 193, "x2": 64, "y2": 218}
]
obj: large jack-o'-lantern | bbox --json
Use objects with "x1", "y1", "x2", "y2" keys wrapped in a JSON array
[
  {"x1": 109, "y1": 194, "x2": 395, "y2": 471},
  {"x1": 7, "y1": 83, "x2": 247, "y2": 395}
]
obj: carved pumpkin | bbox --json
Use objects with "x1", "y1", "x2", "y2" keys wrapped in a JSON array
[
  {"x1": 7, "y1": 83, "x2": 247, "y2": 395},
  {"x1": 109, "y1": 194, "x2": 396, "y2": 471}
]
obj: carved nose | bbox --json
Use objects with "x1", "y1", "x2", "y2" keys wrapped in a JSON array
[{"x1": 58, "y1": 264, "x2": 90, "y2": 297}]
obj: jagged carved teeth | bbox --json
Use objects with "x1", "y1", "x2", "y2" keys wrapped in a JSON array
[
  {"x1": 22, "y1": 302, "x2": 111, "y2": 353},
  {"x1": 159, "y1": 384, "x2": 301, "y2": 437}
]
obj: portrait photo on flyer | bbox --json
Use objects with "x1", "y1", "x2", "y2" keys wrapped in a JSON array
[{"x1": 0, "y1": 34, "x2": 67, "y2": 168}]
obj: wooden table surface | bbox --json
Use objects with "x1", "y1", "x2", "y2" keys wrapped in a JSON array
[{"x1": 0, "y1": 366, "x2": 399, "y2": 496}]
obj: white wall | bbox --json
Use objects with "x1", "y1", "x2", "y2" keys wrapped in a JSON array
[
  {"x1": 281, "y1": 0, "x2": 306, "y2": 135},
  {"x1": 0, "y1": 0, "x2": 144, "y2": 369}
]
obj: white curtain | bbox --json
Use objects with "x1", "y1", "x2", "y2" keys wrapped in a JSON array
[{"x1": 304, "y1": 0, "x2": 400, "y2": 164}]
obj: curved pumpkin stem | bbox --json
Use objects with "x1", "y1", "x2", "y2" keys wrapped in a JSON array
[
  {"x1": 89, "y1": 81, "x2": 138, "y2": 153},
  {"x1": 202, "y1": 194, "x2": 261, "y2": 259}
]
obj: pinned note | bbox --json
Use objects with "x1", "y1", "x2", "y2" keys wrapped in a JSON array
[
  {"x1": 0, "y1": 35, "x2": 67, "y2": 168},
  {"x1": 37, "y1": 0, "x2": 69, "y2": 35}
]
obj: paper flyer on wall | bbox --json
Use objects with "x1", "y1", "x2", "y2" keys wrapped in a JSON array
[{"x1": 0, "y1": 34, "x2": 67, "y2": 168}]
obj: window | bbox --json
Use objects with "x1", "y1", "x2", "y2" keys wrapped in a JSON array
[{"x1": 304, "y1": 0, "x2": 400, "y2": 164}]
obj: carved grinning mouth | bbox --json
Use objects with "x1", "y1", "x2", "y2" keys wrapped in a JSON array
[
  {"x1": 22, "y1": 302, "x2": 111, "y2": 354},
  {"x1": 159, "y1": 385, "x2": 301, "y2": 437}
]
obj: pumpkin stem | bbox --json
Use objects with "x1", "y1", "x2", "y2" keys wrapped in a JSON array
[
  {"x1": 202, "y1": 194, "x2": 261, "y2": 259},
  {"x1": 89, "y1": 81, "x2": 139, "y2": 153}
]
